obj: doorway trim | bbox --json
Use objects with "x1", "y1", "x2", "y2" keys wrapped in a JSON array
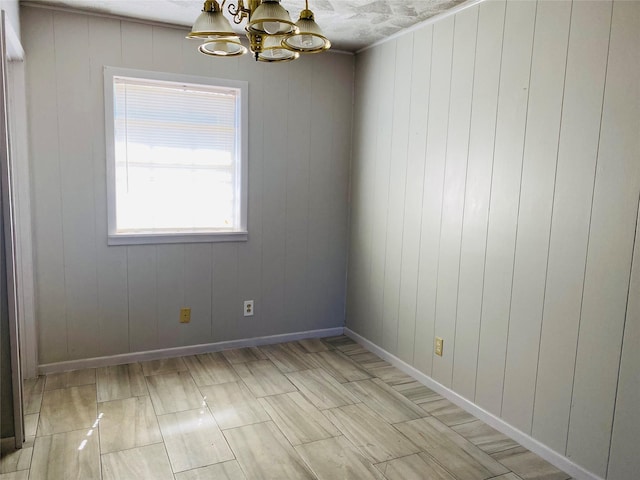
[{"x1": 0, "y1": 10, "x2": 24, "y2": 448}]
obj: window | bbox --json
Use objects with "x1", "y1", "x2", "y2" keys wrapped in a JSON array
[{"x1": 104, "y1": 67, "x2": 248, "y2": 245}]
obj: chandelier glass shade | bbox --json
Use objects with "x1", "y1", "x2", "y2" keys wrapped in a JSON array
[
  {"x1": 188, "y1": 0, "x2": 330, "y2": 62},
  {"x1": 257, "y1": 34, "x2": 300, "y2": 62},
  {"x1": 282, "y1": 8, "x2": 330, "y2": 53},
  {"x1": 246, "y1": 0, "x2": 297, "y2": 35},
  {"x1": 188, "y1": 1, "x2": 235, "y2": 37},
  {"x1": 199, "y1": 37, "x2": 248, "y2": 56}
]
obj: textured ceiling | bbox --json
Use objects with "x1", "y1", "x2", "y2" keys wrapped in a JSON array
[{"x1": 27, "y1": 0, "x2": 468, "y2": 51}]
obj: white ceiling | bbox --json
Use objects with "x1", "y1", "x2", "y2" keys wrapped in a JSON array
[{"x1": 26, "y1": 0, "x2": 468, "y2": 52}]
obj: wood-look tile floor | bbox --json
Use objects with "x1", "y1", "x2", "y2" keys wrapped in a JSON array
[{"x1": 2, "y1": 336, "x2": 573, "y2": 480}]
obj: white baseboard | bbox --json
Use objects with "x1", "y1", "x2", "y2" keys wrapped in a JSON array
[
  {"x1": 344, "y1": 328, "x2": 603, "y2": 480},
  {"x1": 38, "y1": 327, "x2": 344, "y2": 375}
]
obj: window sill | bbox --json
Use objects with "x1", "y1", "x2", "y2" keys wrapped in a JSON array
[{"x1": 107, "y1": 231, "x2": 248, "y2": 246}]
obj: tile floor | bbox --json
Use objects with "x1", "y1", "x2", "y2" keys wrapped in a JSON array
[{"x1": 0, "y1": 335, "x2": 573, "y2": 480}]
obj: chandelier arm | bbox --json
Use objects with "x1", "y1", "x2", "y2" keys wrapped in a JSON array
[
  {"x1": 227, "y1": 2, "x2": 238, "y2": 15},
  {"x1": 191, "y1": 0, "x2": 329, "y2": 59},
  {"x1": 227, "y1": 0, "x2": 252, "y2": 24}
]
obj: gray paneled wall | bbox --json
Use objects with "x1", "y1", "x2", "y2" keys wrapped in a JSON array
[
  {"x1": 347, "y1": 0, "x2": 639, "y2": 479},
  {"x1": 22, "y1": 7, "x2": 353, "y2": 363}
]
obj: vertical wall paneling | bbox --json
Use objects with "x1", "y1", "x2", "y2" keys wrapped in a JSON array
[
  {"x1": 348, "y1": 0, "x2": 639, "y2": 476},
  {"x1": 432, "y1": 5, "x2": 478, "y2": 387},
  {"x1": 24, "y1": 7, "x2": 353, "y2": 364},
  {"x1": 381, "y1": 34, "x2": 412, "y2": 353},
  {"x1": 152, "y1": 25, "x2": 183, "y2": 71},
  {"x1": 206, "y1": 36, "x2": 240, "y2": 80},
  {"x1": 208, "y1": 45, "x2": 241, "y2": 342},
  {"x1": 54, "y1": 12, "x2": 100, "y2": 360},
  {"x1": 284, "y1": 58, "x2": 311, "y2": 333},
  {"x1": 89, "y1": 16, "x2": 129, "y2": 357},
  {"x1": 359, "y1": 47, "x2": 383, "y2": 341},
  {"x1": 396, "y1": 27, "x2": 432, "y2": 363},
  {"x1": 346, "y1": 48, "x2": 378, "y2": 339},
  {"x1": 413, "y1": 16, "x2": 454, "y2": 375},
  {"x1": 210, "y1": 56, "x2": 241, "y2": 80},
  {"x1": 183, "y1": 243, "x2": 213, "y2": 346},
  {"x1": 327, "y1": 54, "x2": 352, "y2": 325},
  {"x1": 608, "y1": 198, "x2": 640, "y2": 480},
  {"x1": 152, "y1": 27, "x2": 188, "y2": 350},
  {"x1": 474, "y1": 0, "x2": 536, "y2": 414},
  {"x1": 182, "y1": 31, "x2": 212, "y2": 77},
  {"x1": 532, "y1": 0, "x2": 612, "y2": 454},
  {"x1": 205, "y1": 50, "x2": 243, "y2": 343},
  {"x1": 209, "y1": 50, "x2": 244, "y2": 342},
  {"x1": 306, "y1": 54, "x2": 333, "y2": 330},
  {"x1": 368, "y1": 40, "x2": 397, "y2": 346},
  {"x1": 156, "y1": 245, "x2": 186, "y2": 348},
  {"x1": 501, "y1": 0, "x2": 571, "y2": 433},
  {"x1": 235, "y1": 55, "x2": 263, "y2": 340},
  {"x1": 259, "y1": 63, "x2": 288, "y2": 337},
  {"x1": 23, "y1": 9, "x2": 67, "y2": 363},
  {"x1": 127, "y1": 245, "x2": 158, "y2": 352},
  {"x1": 566, "y1": 0, "x2": 640, "y2": 475},
  {"x1": 121, "y1": 21, "x2": 159, "y2": 354},
  {"x1": 211, "y1": 242, "x2": 238, "y2": 340},
  {"x1": 451, "y1": 0, "x2": 505, "y2": 401},
  {"x1": 7, "y1": 58, "x2": 38, "y2": 376}
]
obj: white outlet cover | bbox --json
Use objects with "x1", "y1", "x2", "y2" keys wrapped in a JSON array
[{"x1": 243, "y1": 300, "x2": 254, "y2": 317}]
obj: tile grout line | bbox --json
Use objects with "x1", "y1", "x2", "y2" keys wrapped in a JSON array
[{"x1": 29, "y1": 336, "x2": 570, "y2": 480}]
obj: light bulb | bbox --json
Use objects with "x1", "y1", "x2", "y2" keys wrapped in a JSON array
[
  {"x1": 212, "y1": 41, "x2": 229, "y2": 55},
  {"x1": 266, "y1": 48, "x2": 283, "y2": 59},
  {"x1": 263, "y1": 21, "x2": 281, "y2": 34},
  {"x1": 301, "y1": 34, "x2": 314, "y2": 47},
  {"x1": 273, "y1": 48, "x2": 286, "y2": 58}
]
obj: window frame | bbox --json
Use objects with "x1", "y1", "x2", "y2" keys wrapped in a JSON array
[{"x1": 104, "y1": 66, "x2": 248, "y2": 246}]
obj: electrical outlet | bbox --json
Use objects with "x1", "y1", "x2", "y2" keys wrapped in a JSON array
[
  {"x1": 180, "y1": 307, "x2": 191, "y2": 323},
  {"x1": 243, "y1": 300, "x2": 254, "y2": 317},
  {"x1": 435, "y1": 337, "x2": 443, "y2": 356}
]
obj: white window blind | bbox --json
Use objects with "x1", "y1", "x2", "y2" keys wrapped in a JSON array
[{"x1": 105, "y1": 68, "x2": 248, "y2": 245}]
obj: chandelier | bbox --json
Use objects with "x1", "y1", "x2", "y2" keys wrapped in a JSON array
[{"x1": 188, "y1": 0, "x2": 331, "y2": 62}]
